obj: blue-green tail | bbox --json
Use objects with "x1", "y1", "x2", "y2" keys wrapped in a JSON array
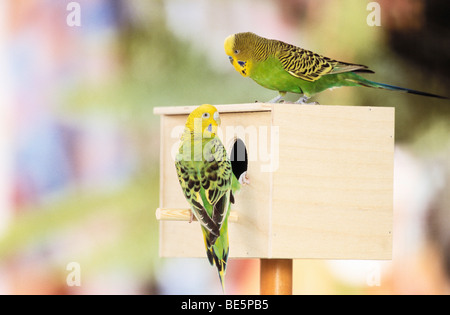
[{"x1": 348, "y1": 76, "x2": 448, "y2": 99}]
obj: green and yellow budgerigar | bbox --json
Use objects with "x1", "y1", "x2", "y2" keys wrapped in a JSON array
[
  {"x1": 224, "y1": 32, "x2": 448, "y2": 103},
  {"x1": 175, "y1": 104, "x2": 241, "y2": 292}
]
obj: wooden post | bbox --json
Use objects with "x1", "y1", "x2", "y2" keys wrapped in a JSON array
[{"x1": 260, "y1": 259, "x2": 293, "y2": 295}]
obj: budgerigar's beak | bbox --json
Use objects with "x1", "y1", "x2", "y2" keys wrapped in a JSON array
[{"x1": 228, "y1": 56, "x2": 234, "y2": 65}]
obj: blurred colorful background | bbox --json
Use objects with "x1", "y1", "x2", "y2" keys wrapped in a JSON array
[{"x1": 0, "y1": 0, "x2": 449, "y2": 294}]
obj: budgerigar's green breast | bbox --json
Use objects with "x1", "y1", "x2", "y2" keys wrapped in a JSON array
[
  {"x1": 250, "y1": 57, "x2": 303, "y2": 93},
  {"x1": 250, "y1": 56, "x2": 360, "y2": 97}
]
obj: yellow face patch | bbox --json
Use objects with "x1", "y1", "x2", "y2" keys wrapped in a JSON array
[
  {"x1": 224, "y1": 34, "x2": 251, "y2": 77},
  {"x1": 186, "y1": 104, "x2": 220, "y2": 137},
  {"x1": 224, "y1": 34, "x2": 235, "y2": 56},
  {"x1": 232, "y1": 59, "x2": 250, "y2": 77}
]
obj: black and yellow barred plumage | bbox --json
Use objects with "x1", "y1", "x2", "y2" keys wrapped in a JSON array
[
  {"x1": 175, "y1": 104, "x2": 239, "y2": 292},
  {"x1": 232, "y1": 32, "x2": 373, "y2": 82},
  {"x1": 225, "y1": 32, "x2": 447, "y2": 101},
  {"x1": 175, "y1": 135, "x2": 232, "y2": 243}
]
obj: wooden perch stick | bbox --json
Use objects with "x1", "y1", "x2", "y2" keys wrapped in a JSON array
[{"x1": 155, "y1": 208, "x2": 238, "y2": 223}]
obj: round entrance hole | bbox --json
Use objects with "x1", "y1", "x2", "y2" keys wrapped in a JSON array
[{"x1": 229, "y1": 138, "x2": 248, "y2": 180}]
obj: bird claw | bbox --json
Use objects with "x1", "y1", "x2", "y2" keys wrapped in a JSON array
[
  {"x1": 189, "y1": 211, "x2": 194, "y2": 223},
  {"x1": 267, "y1": 94, "x2": 285, "y2": 103},
  {"x1": 267, "y1": 95, "x2": 319, "y2": 105},
  {"x1": 239, "y1": 171, "x2": 250, "y2": 185},
  {"x1": 295, "y1": 96, "x2": 319, "y2": 105}
]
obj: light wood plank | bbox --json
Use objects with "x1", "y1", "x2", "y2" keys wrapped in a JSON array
[
  {"x1": 159, "y1": 110, "x2": 273, "y2": 258},
  {"x1": 271, "y1": 104, "x2": 394, "y2": 259},
  {"x1": 153, "y1": 103, "x2": 273, "y2": 116}
]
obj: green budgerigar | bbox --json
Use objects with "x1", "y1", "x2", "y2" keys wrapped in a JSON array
[
  {"x1": 175, "y1": 104, "x2": 241, "y2": 292},
  {"x1": 224, "y1": 32, "x2": 448, "y2": 103}
]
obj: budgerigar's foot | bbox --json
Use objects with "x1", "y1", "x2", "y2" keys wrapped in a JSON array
[
  {"x1": 239, "y1": 171, "x2": 250, "y2": 185},
  {"x1": 267, "y1": 95, "x2": 283, "y2": 103},
  {"x1": 294, "y1": 96, "x2": 308, "y2": 104},
  {"x1": 189, "y1": 210, "x2": 194, "y2": 223},
  {"x1": 294, "y1": 96, "x2": 319, "y2": 105}
]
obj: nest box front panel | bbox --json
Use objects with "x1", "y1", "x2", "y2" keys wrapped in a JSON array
[{"x1": 159, "y1": 109, "x2": 274, "y2": 258}]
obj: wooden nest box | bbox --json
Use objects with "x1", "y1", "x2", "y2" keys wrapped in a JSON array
[{"x1": 154, "y1": 103, "x2": 394, "y2": 260}]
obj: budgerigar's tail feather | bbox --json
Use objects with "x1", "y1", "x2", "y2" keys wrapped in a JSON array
[
  {"x1": 346, "y1": 77, "x2": 449, "y2": 99},
  {"x1": 202, "y1": 226, "x2": 229, "y2": 293},
  {"x1": 212, "y1": 249, "x2": 228, "y2": 293}
]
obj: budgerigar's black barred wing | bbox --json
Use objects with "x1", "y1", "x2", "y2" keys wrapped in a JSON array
[
  {"x1": 201, "y1": 138, "x2": 233, "y2": 229},
  {"x1": 175, "y1": 158, "x2": 220, "y2": 237},
  {"x1": 175, "y1": 137, "x2": 233, "y2": 241},
  {"x1": 276, "y1": 42, "x2": 373, "y2": 82}
]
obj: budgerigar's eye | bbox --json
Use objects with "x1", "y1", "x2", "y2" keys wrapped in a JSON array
[
  {"x1": 234, "y1": 50, "x2": 240, "y2": 54},
  {"x1": 202, "y1": 112, "x2": 210, "y2": 119}
]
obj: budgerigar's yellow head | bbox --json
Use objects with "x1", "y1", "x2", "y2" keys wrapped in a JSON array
[
  {"x1": 185, "y1": 104, "x2": 221, "y2": 138},
  {"x1": 224, "y1": 32, "x2": 260, "y2": 77}
]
